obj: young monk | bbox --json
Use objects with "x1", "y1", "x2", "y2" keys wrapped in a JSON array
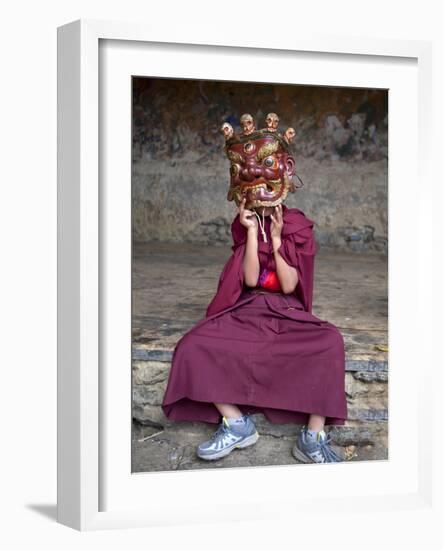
[{"x1": 162, "y1": 114, "x2": 347, "y2": 463}]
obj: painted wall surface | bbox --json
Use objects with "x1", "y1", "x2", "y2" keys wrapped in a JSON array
[{"x1": 132, "y1": 78, "x2": 388, "y2": 253}]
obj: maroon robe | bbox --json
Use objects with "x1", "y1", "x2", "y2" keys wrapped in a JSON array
[{"x1": 162, "y1": 205, "x2": 348, "y2": 425}]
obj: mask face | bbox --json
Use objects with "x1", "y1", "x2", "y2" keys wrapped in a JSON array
[
  {"x1": 226, "y1": 132, "x2": 296, "y2": 209},
  {"x1": 222, "y1": 114, "x2": 297, "y2": 210}
]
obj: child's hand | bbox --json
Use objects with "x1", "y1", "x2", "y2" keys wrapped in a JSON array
[
  {"x1": 238, "y1": 197, "x2": 258, "y2": 231},
  {"x1": 270, "y1": 204, "x2": 284, "y2": 241}
]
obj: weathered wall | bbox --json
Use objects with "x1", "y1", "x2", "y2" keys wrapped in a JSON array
[{"x1": 132, "y1": 79, "x2": 388, "y2": 253}]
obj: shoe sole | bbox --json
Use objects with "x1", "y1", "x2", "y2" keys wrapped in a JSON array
[
  {"x1": 197, "y1": 431, "x2": 259, "y2": 461},
  {"x1": 291, "y1": 444, "x2": 317, "y2": 464},
  {"x1": 292, "y1": 444, "x2": 344, "y2": 464}
]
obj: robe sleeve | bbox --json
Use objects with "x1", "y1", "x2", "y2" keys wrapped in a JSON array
[
  {"x1": 276, "y1": 224, "x2": 317, "y2": 313},
  {"x1": 204, "y1": 218, "x2": 246, "y2": 318}
]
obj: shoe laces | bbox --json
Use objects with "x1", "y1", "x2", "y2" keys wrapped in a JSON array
[
  {"x1": 316, "y1": 433, "x2": 342, "y2": 463},
  {"x1": 209, "y1": 417, "x2": 231, "y2": 441}
]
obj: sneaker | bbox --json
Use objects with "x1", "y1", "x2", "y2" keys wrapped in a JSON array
[
  {"x1": 197, "y1": 415, "x2": 259, "y2": 461},
  {"x1": 292, "y1": 426, "x2": 343, "y2": 463}
]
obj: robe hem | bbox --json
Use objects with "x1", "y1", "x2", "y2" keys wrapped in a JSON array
[{"x1": 162, "y1": 395, "x2": 347, "y2": 426}]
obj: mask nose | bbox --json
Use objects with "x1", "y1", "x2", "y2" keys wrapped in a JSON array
[{"x1": 241, "y1": 161, "x2": 263, "y2": 181}]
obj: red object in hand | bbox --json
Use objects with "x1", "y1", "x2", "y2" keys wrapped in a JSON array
[{"x1": 259, "y1": 268, "x2": 282, "y2": 291}]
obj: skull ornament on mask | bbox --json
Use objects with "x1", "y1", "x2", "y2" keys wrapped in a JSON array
[
  {"x1": 239, "y1": 113, "x2": 255, "y2": 136},
  {"x1": 220, "y1": 122, "x2": 234, "y2": 140},
  {"x1": 284, "y1": 127, "x2": 296, "y2": 144},
  {"x1": 222, "y1": 113, "x2": 297, "y2": 209},
  {"x1": 265, "y1": 112, "x2": 279, "y2": 132}
]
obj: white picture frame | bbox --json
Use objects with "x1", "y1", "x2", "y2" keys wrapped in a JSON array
[{"x1": 57, "y1": 19, "x2": 434, "y2": 531}]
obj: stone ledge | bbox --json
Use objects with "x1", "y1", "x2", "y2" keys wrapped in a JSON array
[
  {"x1": 132, "y1": 359, "x2": 388, "y2": 428},
  {"x1": 132, "y1": 347, "x2": 388, "y2": 372}
]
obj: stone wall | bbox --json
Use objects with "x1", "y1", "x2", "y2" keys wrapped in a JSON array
[{"x1": 132, "y1": 78, "x2": 388, "y2": 253}]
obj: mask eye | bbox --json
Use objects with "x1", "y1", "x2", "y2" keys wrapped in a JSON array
[
  {"x1": 230, "y1": 164, "x2": 239, "y2": 176},
  {"x1": 263, "y1": 156, "x2": 274, "y2": 168}
]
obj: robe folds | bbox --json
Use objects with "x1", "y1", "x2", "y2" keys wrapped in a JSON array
[{"x1": 161, "y1": 205, "x2": 348, "y2": 426}]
